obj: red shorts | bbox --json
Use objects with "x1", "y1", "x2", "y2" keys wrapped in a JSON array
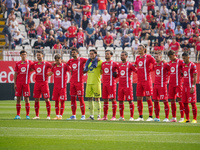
[
  {"x1": 152, "y1": 84, "x2": 168, "y2": 100},
  {"x1": 102, "y1": 83, "x2": 116, "y2": 99},
  {"x1": 15, "y1": 82, "x2": 30, "y2": 97},
  {"x1": 118, "y1": 84, "x2": 133, "y2": 101},
  {"x1": 136, "y1": 81, "x2": 153, "y2": 97},
  {"x1": 33, "y1": 82, "x2": 50, "y2": 99},
  {"x1": 70, "y1": 82, "x2": 84, "y2": 96},
  {"x1": 168, "y1": 85, "x2": 182, "y2": 99},
  {"x1": 52, "y1": 87, "x2": 67, "y2": 101},
  {"x1": 182, "y1": 86, "x2": 196, "y2": 103}
]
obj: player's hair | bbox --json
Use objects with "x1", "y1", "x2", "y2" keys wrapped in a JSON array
[
  {"x1": 121, "y1": 50, "x2": 128, "y2": 56},
  {"x1": 71, "y1": 47, "x2": 79, "y2": 54},
  {"x1": 54, "y1": 54, "x2": 61, "y2": 60},
  {"x1": 139, "y1": 44, "x2": 147, "y2": 53},
  {"x1": 36, "y1": 50, "x2": 43, "y2": 55},
  {"x1": 105, "y1": 50, "x2": 113, "y2": 56},
  {"x1": 182, "y1": 52, "x2": 189, "y2": 57},
  {"x1": 90, "y1": 49, "x2": 97, "y2": 54},
  {"x1": 167, "y1": 50, "x2": 175, "y2": 56},
  {"x1": 155, "y1": 51, "x2": 162, "y2": 56},
  {"x1": 20, "y1": 50, "x2": 27, "y2": 55}
]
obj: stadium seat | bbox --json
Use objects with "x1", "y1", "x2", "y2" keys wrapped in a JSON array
[
  {"x1": 114, "y1": 40, "x2": 121, "y2": 47},
  {"x1": 15, "y1": 46, "x2": 23, "y2": 51},
  {"x1": 63, "y1": 54, "x2": 70, "y2": 61},
  {"x1": 27, "y1": 53, "x2": 34, "y2": 60},
  {"x1": 80, "y1": 54, "x2": 88, "y2": 58},
  {"x1": 88, "y1": 46, "x2": 96, "y2": 52},
  {"x1": 141, "y1": 40, "x2": 148, "y2": 46},
  {"x1": 142, "y1": 6, "x2": 147, "y2": 14},
  {"x1": 97, "y1": 47, "x2": 105, "y2": 51},
  {"x1": 124, "y1": 47, "x2": 132, "y2": 52},
  {"x1": 31, "y1": 39, "x2": 37, "y2": 47},
  {"x1": 95, "y1": 40, "x2": 103, "y2": 47},
  {"x1": 33, "y1": 19, "x2": 40, "y2": 27},
  {"x1": 24, "y1": 45, "x2": 32, "y2": 51},
  {"x1": 106, "y1": 47, "x2": 114, "y2": 51},
  {"x1": 164, "y1": 20, "x2": 168, "y2": 25},
  {"x1": 45, "y1": 54, "x2": 53, "y2": 61},
  {"x1": 19, "y1": 25, "x2": 25, "y2": 32},
  {"x1": 79, "y1": 47, "x2": 87, "y2": 54},
  {"x1": 155, "y1": 6, "x2": 159, "y2": 11}
]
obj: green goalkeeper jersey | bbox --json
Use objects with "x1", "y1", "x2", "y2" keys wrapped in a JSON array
[{"x1": 86, "y1": 60, "x2": 103, "y2": 85}]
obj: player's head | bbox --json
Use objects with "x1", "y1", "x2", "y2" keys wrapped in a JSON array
[
  {"x1": 182, "y1": 52, "x2": 190, "y2": 64},
  {"x1": 121, "y1": 51, "x2": 128, "y2": 61},
  {"x1": 54, "y1": 54, "x2": 61, "y2": 64},
  {"x1": 89, "y1": 49, "x2": 97, "y2": 60},
  {"x1": 167, "y1": 50, "x2": 176, "y2": 61},
  {"x1": 138, "y1": 44, "x2": 146, "y2": 55},
  {"x1": 36, "y1": 50, "x2": 44, "y2": 61},
  {"x1": 20, "y1": 50, "x2": 27, "y2": 60},
  {"x1": 71, "y1": 48, "x2": 79, "y2": 58},
  {"x1": 105, "y1": 50, "x2": 113, "y2": 60},
  {"x1": 154, "y1": 52, "x2": 162, "y2": 63}
]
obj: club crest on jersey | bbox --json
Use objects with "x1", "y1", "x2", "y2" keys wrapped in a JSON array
[
  {"x1": 104, "y1": 68, "x2": 109, "y2": 73},
  {"x1": 89, "y1": 66, "x2": 94, "y2": 71},
  {"x1": 156, "y1": 69, "x2": 160, "y2": 75},
  {"x1": 171, "y1": 67, "x2": 175, "y2": 73},
  {"x1": 56, "y1": 70, "x2": 61, "y2": 76},
  {"x1": 184, "y1": 71, "x2": 188, "y2": 77},
  {"x1": 72, "y1": 63, "x2": 77, "y2": 69},
  {"x1": 120, "y1": 70, "x2": 125, "y2": 76},
  {"x1": 138, "y1": 61, "x2": 143, "y2": 67},
  {"x1": 21, "y1": 67, "x2": 26, "y2": 72},
  {"x1": 37, "y1": 67, "x2": 42, "y2": 73}
]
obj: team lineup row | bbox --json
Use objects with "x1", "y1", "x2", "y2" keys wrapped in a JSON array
[{"x1": 13, "y1": 45, "x2": 197, "y2": 123}]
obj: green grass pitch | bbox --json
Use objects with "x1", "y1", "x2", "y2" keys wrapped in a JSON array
[{"x1": 0, "y1": 100, "x2": 200, "y2": 150}]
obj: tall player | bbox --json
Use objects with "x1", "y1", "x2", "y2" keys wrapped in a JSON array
[
  {"x1": 117, "y1": 51, "x2": 136, "y2": 121},
  {"x1": 48, "y1": 54, "x2": 71, "y2": 120},
  {"x1": 14, "y1": 50, "x2": 33, "y2": 119},
  {"x1": 167, "y1": 50, "x2": 184, "y2": 122},
  {"x1": 84, "y1": 49, "x2": 103, "y2": 120},
  {"x1": 32, "y1": 50, "x2": 52, "y2": 120},
  {"x1": 134, "y1": 44, "x2": 156, "y2": 121},
  {"x1": 99, "y1": 50, "x2": 118, "y2": 121},
  {"x1": 66, "y1": 48, "x2": 87, "y2": 120},
  {"x1": 153, "y1": 52, "x2": 170, "y2": 122},
  {"x1": 181, "y1": 52, "x2": 197, "y2": 123}
]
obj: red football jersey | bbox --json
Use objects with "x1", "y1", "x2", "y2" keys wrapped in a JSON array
[
  {"x1": 97, "y1": 20, "x2": 107, "y2": 28},
  {"x1": 195, "y1": 41, "x2": 200, "y2": 51},
  {"x1": 182, "y1": 62, "x2": 197, "y2": 88},
  {"x1": 53, "y1": 44, "x2": 62, "y2": 49},
  {"x1": 146, "y1": 15, "x2": 154, "y2": 23},
  {"x1": 130, "y1": 21, "x2": 140, "y2": 29},
  {"x1": 67, "y1": 57, "x2": 87, "y2": 83},
  {"x1": 67, "y1": 26, "x2": 77, "y2": 38},
  {"x1": 169, "y1": 42, "x2": 180, "y2": 51},
  {"x1": 168, "y1": 59, "x2": 183, "y2": 86},
  {"x1": 153, "y1": 61, "x2": 170, "y2": 86},
  {"x1": 147, "y1": 0, "x2": 155, "y2": 10},
  {"x1": 127, "y1": 14, "x2": 135, "y2": 20},
  {"x1": 184, "y1": 28, "x2": 193, "y2": 37},
  {"x1": 32, "y1": 61, "x2": 52, "y2": 82},
  {"x1": 153, "y1": 46, "x2": 161, "y2": 51},
  {"x1": 166, "y1": 29, "x2": 175, "y2": 36},
  {"x1": 14, "y1": 60, "x2": 33, "y2": 84},
  {"x1": 98, "y1": 0, "x2": 107, "y2": 10},
  {"x1": 51, "y1": 63, "x2": 70, "y2": 88},
  {"x1": 83, "y1": 5, "x2": 91, "y2": 18},
  {"x1": 135, "y1": 54, "x2": 156, "y2": 82},
  {"x1": 103, "y1": 35, "x2": 113, "y2": 44},
  {"x1": 101, "y1": 60, "x2": 119, "y2": 85},
  {"x1": 118, "y1": 61, "x2": 136, "y2": 88},
  {"x1": 133, "y1": 28, "x2": 142, "y2": 36},
  {"x1": 77, "y1": 32, "x2": 84, "y2": 44}
]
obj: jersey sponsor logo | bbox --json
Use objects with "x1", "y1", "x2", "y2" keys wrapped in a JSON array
[
  {"x1": 171, "y1": 67, "x2": 175, "y2": 73},
  {"x1": 77, "y1": 90, "x2": 81, "y2": 95},
  {"x1": 128, "y1": 95, "x2": 131, "y2": 99},
  {"x1": 104, "y1": 68, "x2": 109, "y2": 73},
  {"x1": 138, "y1": 61, "x2": 143, "y2": 67},
  {"x1": 160, "y1": 95, "x2": 164, "y2": 99},
  {"x1": 156, "y1": 69, "x2": 160, "y2": 75},
  {"x1": 184, "y1": 71, "x2": 188, "y2": 77},
  {"x1": 36, "y1": 67, "x2": 42, "y2": 73},
  {"x1": 89, "y1": 66, "x2": 94, "y2": 71},
  {"x1": 146, "y1": 91, "x2": 150, "y2": 95},
  {"x1": 72, "y1": 63, "x2": 77, "y2": 69},
  {"x1": 56, "y1": 70, "x2": 61, "y2": 76},
  {"x1": 60, "y1": 95, "x2": 64, "y2": 100},
  {"x1": 21, "y1": 67, "x2": 26, "y2": 72},
  {"x1": 120, "y1": 70, "x2": 125, "y2": 76},
  {"x1": 109, "y1": 94, "x2": 114, "y2": 98},
  {"x1": 188, "y1": 97, "x2": 192, "y2": 102}
]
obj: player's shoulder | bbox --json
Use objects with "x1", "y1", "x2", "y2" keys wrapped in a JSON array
[
  {"x1": 15, "y1": 60, "x2": 21, "y2": 65},
  {"x1": 190, "y1": 62, "x2": 196, "y2": 68}
]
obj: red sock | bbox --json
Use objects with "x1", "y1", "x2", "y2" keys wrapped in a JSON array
[
  {"x1": 46, "y1": 101, "x2": 51, "y2": 117},
  {"x1": 191, "y1": 103, "x2": 197, "y2": 120},
  {"x1": 179, "y1": 101, "x2": 184, "y2": 118},
  {"x1": 71, "y1": 96, "x2": 77, "y2": 115},
  {"x1": 103, "y1": 102, "x2": 109, "y2": 118},
  {"x1": 55, "y1": 101, "x2": 59, "y2": 115},
  {"x1": 112, "y1": 101, "x2": 117, "y2": 118},
  {"x1": 147, "y1": 99, "x2": 153, "y2": 116},
  {"x1": 78, "y1": 96, "x2": 85, "y2": 115},
  {"x1": 60, "y1": 101, "x2": 65, "y2": 116},
  {"x1": 16, "y1": 104, "x2": 21, "y2": 116},
  {"x1": 129, "y1": 102, "x2": 134, "y2": 118},
  {"x1": 154, "y1": 101, "x2": 160, "y2": 118},
  {"x1": 163, "y1": 101, "x2": 169, "y2": 119},
  {"x1": 119, "y1": 103, "x2": 124, "y2": 118},
  {"x1": 34, "y1": 102, "x2": 40, "y2": 117},
  {"x1": 25, "y1": 103, "x2": 30, "y2": 116},
  {"x1": 137, "y1": 100, "x2": 143, "y2": 116},
  {"x1": 171, "y1": 101, "x2": 177, "y2": 118},
  {"x1": 184, "y1": 103, "x2": 190, "y2": 120}
]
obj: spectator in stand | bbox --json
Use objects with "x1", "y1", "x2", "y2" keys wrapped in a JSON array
[
  {"x1": 146, "y1": 0, "x2": 155, "y2": 16},
  {"x1": 160, "y1": 5, "x2": 169, "y2": 20},
  {"x1": 109, "y1": 3, "x2": 117, "y2": 16},
  {"x1": 74, "y1": 3, "x2": 82, "y2": 27},
  {"x1": 148, "y1": 31, "x2": 157, "y2": 47},
  {"x1": 133, "y1": 24, "x2": 142, "y2": 40},
  {"x1": 118, "y1": 9, "x2": 127, "y2": 22},
  {"x1": 22, "y1": 3, "x2": 30, "y2": 21},
  {"x1": 31, "y1": 3, "x2": 39, "y2": 19},
  {"x1": 170, "y1": 2, "x2": 179, "y2": 14},
  {"x1": 81, "y1": 15, "x2": 89, "y2": 31},
  {"x1": 182, "y1": 18, "x2": 191, "y2": 30},
  {"x1": 137, "y1": 10, "x2": 145, "y2": 23},
  {"x1": 83, "y1": 0, "x2": 92, "y2": 19},
  {"x1": 2, "y1": 21, "x2": 12, "y2": 50},
  {"x1": 176, "y1": 34, "x2": 184, "y2": 44},
  {"x1": 195, "y1": 36, "x2": 200, "y2": 62},
  {"x1": 193, "y1": 25, "x2": 200, "y2": 35},
  {"x1": 130, "y1": 17, "x2": 140, "y2": 31},
  {"x1": 153, "y1": 42, "x2": 160, "y2": 53},
  {"x1": 194, "y1": 0, "x2": 199, "y2": 11},
  {"x1": 10, "y1": 16, "x2": 18, "y2": 28},
  {"x1": 175, "y1": 25, "x2": 184, "y2": 37},
  {"x1": 150, "y1": 17, "x2": 157, "y2": 33},
  {"x1": 188, "y1": 34, "x2": 197, "y2": 47},
  {"x1": 26, "y1": 17, "x2": 35, "y2": 32},
  {"x1": 197, "y1": 4, "x2": 200, "y2": 20},
  {"x1": 127, "y1": 10, "x2": 135, "y2": 25},
  {"x1": 99, "y1": 24, "x2": 107, "y2": 40},
  {"x1": 165, "y1": 18, "x2": 175, "y2": 30},
  {"x1": 92, "y1": 10, "x2": 101, "y2": 23},
  {"x1": 91, "y1": 0, "x2": 98, "y2": 15},
  {"x1": 157, "y1": 19, "x2": 165, "y2": 32},
  {"x1": 33, "y1": 36, "x2": 45, "y2": 55},
  {"x1": 117, "y1": 2, "x2": 127, "y2": 15},
  {"x1": 133, "y1": 0, "x2": 143, "y2": 15},
  {"x1": 146, "y1": 11, "x2": 154, "y2": 23},
  {"x1": 186, "y1": 0, "x2": 195, "y2": 16},
  {"x1": 61, "y1": 16, "x2": 71, "y2": 33},
  {"x1": 57, "y1": 31, "x2": 66, "y2": 45},
  {"x1": 44, "y1": 17, "x2": 52, "y2": 34},
  {"x1": 184, "y1": 24, "x2": 194, "y2": 40},
  {"x1": 85, "y1": 23, "x2": 95, "y2": 48},
  {"x1": 53, "y1": 40, "x2": 62, "y2": 54},
  {"x1": 36, "y1": 21, "x2": 46, "y2": 37},
  {"x1": 90, "y1": 17, "x2": 97, "y2": 26},
  {"x1": 5, "y1": 0, "x2": 16, "y2": 17},
  {"x1": 166, "y1": 27, "x2": 175, "y2": 39},
  {"x1": 41, "y1": 31, "x2": 47, "y2": 43},
  {"x1": 45, "y1": 30, "x2": 56, "y2": 49},
  {"x1": 110, "y1": 13, "x2": 118, "y2": 27},
  {"x1": 188, "y1": 11, "x2": 195, "y2": 22},
  {"x1": 178, "y1": 11, "x2": 187, "y2": 26},
  {"x1": 171, "y1": 11, "x2": 178, "y2": 26},
  {"x1": 120, "y1": 24, "x2": 130, "y2": 37},
  {"x1": 7, "y1": 10, "x2": 15, "y2": 24},
  {"x1": 141, "y1": 23, "x2": 151, "y2": 40},
  {"x1": 164, "y1": 39, "x2": 171, "y2": 52},
  {"x1": 181, "y1": 40, "x2": 191, "y2": 53},
  {"x1": 131, "y1": 38, "x2": 140, "y2": 57},
  {"x1": 107, "y1": 0, "x2": 114, "y2": 13},
  {"x1": 39, "y1": 3, "x2": 47, "y2": 19},
  {"x1": 24, "y1": 8, "x2": 31, "y2": 23},
  {"x1": 49, "y1": 4, "x2": 56, "y2": 19},
  {"x1": 121, "y1": 34, "x2": 130, "y2": 50},
  {"x1": 52, "y1": 15, "x2": 62, "y2": 34},
  {"x1": 109, "y1": 24, "x2": 117, "y2": 39},
  {"x1": 12, "y1": 31, "x2": 23, "y2": 49},
  {"x1": 102, "y1": 10, "x2": 111, "y2": 23},
  {"x1": 97, "y1": 16, "x2": 107, "y2": 28},
  {"x1": 156, "y1": 30, "x2": 166, "y2": 45},
  {"x1": 67, "y1": 22, "x2": 77, "y2": 45},
  {"x1": 55, "y1": 0, "x2": 63, "y2": 9},
  {"x1": 169, "y1": 37, "x2": 180, "y2": 54},
  {"x1": 103, "y1": 32, "x2": 113, "y2": 48},
  {"x1": 77, "y1": 28, "x2": 84, "y2": 47},
  {"x1": 98, "y1": 0, "x2": 107, "y2": 15},
  {"x1": 28, "y1": 26, "x2": 36, "y2": 39},
  {"x1": 68, "y1": 38, "x2": 79, "y2": 49},
  {"x1": 155, "y1": 10, "x2": 161, "y2": 22},
  {"x1": 191, "y1": 17, "x2": 199, "y2": 29}
]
